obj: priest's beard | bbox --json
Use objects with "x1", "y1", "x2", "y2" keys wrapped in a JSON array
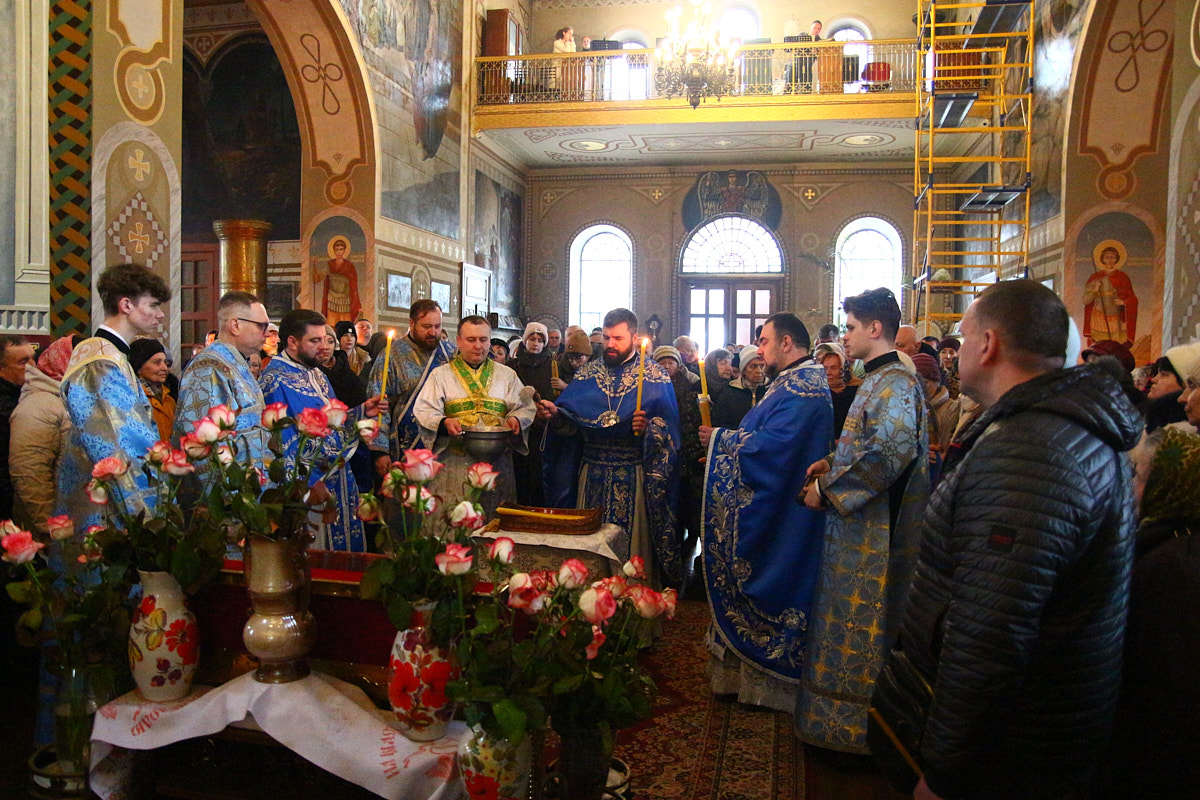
[{"x1": 603, "y1": 343, "x2": 634, "y2": 366}]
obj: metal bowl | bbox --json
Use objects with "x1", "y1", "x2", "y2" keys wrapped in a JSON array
[{"x1": 461, "y1": 425, "x2": 512, "y2": 460}]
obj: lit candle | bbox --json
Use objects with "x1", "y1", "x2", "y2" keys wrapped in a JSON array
[
  {"x1": 635, "y1": 337, "x2": 649, "y2": 413},
  {"x1": 698, "y1": 350, "x2": 709, "y2": 398},
  {"x1": 698, "y1": 394, "x2": 712, "y2": 427},
  {"x1": 380, "y1": 330, "x2": 395, "y2": 399}
]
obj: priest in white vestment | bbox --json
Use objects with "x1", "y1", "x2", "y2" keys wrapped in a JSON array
[{"x1": 413, "y1": 315, "x2": 536, "y2": 516}]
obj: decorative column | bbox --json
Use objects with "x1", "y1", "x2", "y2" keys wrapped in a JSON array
[{"x1": 213, "y1": 219, "x2": 272, "y2": 300}]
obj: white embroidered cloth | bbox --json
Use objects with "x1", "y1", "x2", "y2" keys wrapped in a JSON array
[
  {"x1": 90, "y1": 671, "x2": 466, "y2": 799},
  {"x1": 472, "y1": 523, "x2": 627, "y2": 577}
]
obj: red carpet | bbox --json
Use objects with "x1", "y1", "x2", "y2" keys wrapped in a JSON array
[{"x1": 614, "y1": 600, "x2": 805, "y2": 800}]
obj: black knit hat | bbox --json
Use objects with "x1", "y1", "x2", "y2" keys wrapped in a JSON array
[
  {"x1": 334, "y1": 321, "x2": 355, "y2": 340},
  {"x1": 129, "y1": 337, "x2": 166, "y2": 374}
]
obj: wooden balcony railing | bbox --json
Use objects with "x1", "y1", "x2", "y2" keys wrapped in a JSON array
[{"x1": 475, "y1": 39, "x2": 919, "y2": 107}]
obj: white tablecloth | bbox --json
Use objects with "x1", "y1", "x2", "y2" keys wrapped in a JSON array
[
  {"x1": 473, "y1": 523, "x2": 627, "y2": 578},
  {"x1": 90, "y1": 671, "x2": 466, "y2": 800}
]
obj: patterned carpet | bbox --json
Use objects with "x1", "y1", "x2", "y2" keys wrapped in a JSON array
[{"x1": 612, "y1": 600, "x2": 806, "y2": 800}]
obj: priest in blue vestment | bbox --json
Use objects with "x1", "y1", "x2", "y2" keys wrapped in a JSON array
[
  {"x1": 174, "y1": 291, "x2": 272, "y2": 497},
  {"x1": 539, "y1": 308, "x2": 683, "y2": 586},
  {"x1": 259, "y1": 309, "x2": 383, "y2": 552},
  {"x1": 699, "y1": 313, "x2": 833, "y2": 712}
]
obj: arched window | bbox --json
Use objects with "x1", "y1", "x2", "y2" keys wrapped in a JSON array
[
  {"x1": 834, "y1": 217, "x2": 904, "y2": 325},
  {"x1": 718, "y1": 7, "x2": 759, "y2": 42},
  {"x1": 570, "y1": 225, "x2": 632, "y2": 332},
  {"x1": 681, "y1": 216, "x2": 783, "y2": 274},
  {"x1": 829, "y1": 25, "x2": 868, "y2": 42}
]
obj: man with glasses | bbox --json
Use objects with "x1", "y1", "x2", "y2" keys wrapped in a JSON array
[
  {"x1": 175, "y1": 291, "x2": 273, "y2": 496},
  {"x1": 795, "y1": 287, "x2": 931, "y2": 758}
]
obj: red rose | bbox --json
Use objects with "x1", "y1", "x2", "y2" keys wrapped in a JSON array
[{"x1": 295, "y1": 407, "x2": 330, "y2": 438}]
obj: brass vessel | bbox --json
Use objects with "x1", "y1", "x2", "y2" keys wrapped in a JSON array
[{"x1": 242, "y1": 537, "x2": 316, "y2": 683}]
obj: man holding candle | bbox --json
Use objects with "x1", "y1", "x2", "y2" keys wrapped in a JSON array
[
  {"x1": 413, "y1": 315, "x2": 536, "y2": 517},
  {"x1": 795, "y1": 287, "x2": 931, "y2": 756},
  {"x1": 697, "y1": 313, "x2": 834, "y2": 711},
  {"x1": 538, "y1": 308, "x2": 683, "y2": 586}
]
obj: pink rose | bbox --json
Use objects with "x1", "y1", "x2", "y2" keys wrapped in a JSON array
[
  {"x1": 86, "y1": 480, "x2": 108, "y2": 505},
  {"x1": 180, "y1": 432, "x2": 211, "y2": 459},
  {"x1": 209, "y1": 404, "x2": 237, "y2": 434},
  {"x1": 162, "y1": 449, "x2": 195, "y2": 476},
  {"x1": 592, "y1": 575, "x2": 628, "y2": 599},
  {"x1": 296, "y1": 407, "x2": 330, "y2": 438},
  {"x1": 91, "y1": 456, "x2": 128, "y2": 480},
  {"x1": 578, "y1": 585, "x2": 617, "y2": 625},
  {"x1": 401, "y1": 485, "x2": 439, "y2": 515},
  {"x1": 1, "y1": 528, "x2": 45, "y2": 564},
  {"x1": 321, "y1": 399, "x2": 349, "y2": 428},
  {"x1": 146, "y1": 440, "x2": 172, "y2": 465},
  {"x1": 586, "y1": 625, "x2": 606, "y2": 660},
  {"x1": 466, "y1": 462, "x2": 499, "y2": 491},
  {"x1": 622, "y1": 556, "x2": 646, "y2": 580},
  {"x1": 0, "y1": 520, "x2": 20, "y2": 538},
  {"x1": 488, "y1": 537, "x2": 515, "y2": 565},
  {"x1": 627, "y1": 585, "x2": 667, "y2": 619},
  {"x1": 46, "y1": 515, "x2": 74, "y2": 542},
  {"x1": 401, "y1": 449, "x2": 444, "y2": 483},
  {"x1": 379, "y1": 470, "x2": 397, "y2": 499},
  {"x1": 358, "y1": 494, "x2": 381, "y2": 523},
  {"x1": 448, "y1": 500, "x2": 485, "y2": 530},
  {"x1": 215, "y1": 444, "x2": 234, "y2": 467},
  {"x1": 84, "y1": 524, "x2": 105, "y2": 537},
  {"x1": 356, "y1": 417, "x2": 380, "y2": 443},
  {"x1": 507, "y1": 572, "x2": 550, "y2": 614},
  {"x1": 557, "y1": 558, "x2": 589, "y2": 590},
  {"x1": 192, "y1": 416, "x2": 222, "y2": 445},
  {"x1": 660, "y1": 587, "x2": 678, "y2": 620},
  {"x1": 262, "y1": 402, "x2": 289, "y2": 429},
  {"x1": 434, "y1": 543, "x2": 473, "y2": 576}
]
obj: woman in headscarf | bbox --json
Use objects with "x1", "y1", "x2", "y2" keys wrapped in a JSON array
[
  {"x1": 130, "y1": 337, "x2": 176, "y2": 441},
  {"x1": 1106, "y1": 427, "x2": 1200, "y2": 797},
  {"x1": 703, "y1": 348, "x2": 733, "y2": 399},
  {"x1": 711, "y1": 345, "x2": 768, "y2": 429},
  {"x1": 814, "y1": 341, "x2": 860, "y2": 437},
  {"x1": 9, "y1": 335, "x2": 79, "y2": 537}
]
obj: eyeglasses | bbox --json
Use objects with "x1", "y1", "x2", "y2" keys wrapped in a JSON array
[{"x1": 238, "y1": 318, "x2": 270, "y2": 333}]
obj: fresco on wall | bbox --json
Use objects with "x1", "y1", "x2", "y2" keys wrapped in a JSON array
[
  {"x1": 473, "y1": 171, "x2": 522, "y2": 318},
  {"x1": 1073, "y1": 212, "x2": 1154, "y2": 361},
  {"x1": 341, "y1": 0, "x2": 462, "y2": 239},
  {"x1": 682, "y1": 171, "x2": 783, "y2": 230},
  {"x1": 310, "y1": 216, "x2": 368, "y2": 326},
  {"x1": 0, "y1": 1, "x2": 15, "y2": 305},
  {"x1": 181, "y1": 39, "x2": 302, "y2": 239}
]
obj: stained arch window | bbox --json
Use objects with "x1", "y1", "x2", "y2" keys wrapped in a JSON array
[
  {"x1": 834, "y1": 217, "x2": 904, "y2": 325},
  {"x1": 681, "y1": 216, "x2": 783, "y2": 274},
  {"x1": 570, "y1": 225, "x2": 633, "y2": 332}
]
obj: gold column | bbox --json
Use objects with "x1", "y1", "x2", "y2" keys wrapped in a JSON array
[{"x1": 212, "y1": 219, "x2": 273, "y2": 300}]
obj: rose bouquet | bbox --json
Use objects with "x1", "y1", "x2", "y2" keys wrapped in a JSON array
[
  {"x1": 202, "y1": 399, "x2": 380, "y2": 545},
  {"x1": 358, "y1": 450, "x2": 498, "y2": 647},
  {"x1": 449, "y1": 549, "x2": 676, "y2": 750}
]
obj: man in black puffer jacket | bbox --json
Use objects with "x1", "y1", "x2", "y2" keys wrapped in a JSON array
[{"x1": 880, "y1": 280, "x2": 1142, "y2": 800}]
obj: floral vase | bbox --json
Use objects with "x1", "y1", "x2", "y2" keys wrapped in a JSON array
[
  {"x1": 552, "y1": 719, "x2": 614, "y2": 800},
  {"x1": 387, "y1": 601, "x2": 457, "y2": 741},
  {"x1": 457, "y1": 724, "x2": 532, "y2": 800},
  {"x1": 242, "y1": 536, "x2": 316, "y2": 683},
  {"x1": 129, "y1": 570, "x2": 198, "y2": 701}
]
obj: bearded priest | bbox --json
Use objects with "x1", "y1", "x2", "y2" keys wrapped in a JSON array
[
  {"x1": 412, "y1": 315, "x2": 537, "y2": 517},
  {"x1": 698, "y1": 312, "x2": 833, "y2": 712},
  {"x1": 538, "y1": 308, "x2": 682, "y2": 587}
]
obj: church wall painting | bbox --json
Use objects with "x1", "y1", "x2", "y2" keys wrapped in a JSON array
[
  {"x1": 341, "y1": 0, "x2": 463, "y2": 240},
  {"x1": 307, "y1": 214, "x2": 369, "y2": 326},
  {"x1": 1071, "y1": 211, "x2": 1155, "y2": 363},
  {"x1": 472, "y1": 170, "x2": 522, "y2": 320}
]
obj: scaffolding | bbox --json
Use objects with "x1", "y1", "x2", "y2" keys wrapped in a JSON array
[{"x1": 912, "y1": 0, "x2": 1034, "y2": 334}]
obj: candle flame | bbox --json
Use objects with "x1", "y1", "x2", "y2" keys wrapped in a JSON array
[{"x1": 387, "y1": 330, "x2": 395, "y2": 339}]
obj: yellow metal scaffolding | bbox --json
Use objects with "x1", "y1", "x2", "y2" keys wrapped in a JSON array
[{"x1": 912, "y1": 0, "x2": 1034, "y2": 333}]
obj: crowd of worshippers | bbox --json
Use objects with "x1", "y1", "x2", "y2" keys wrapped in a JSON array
[{"x1": 1, "y1": 264, "x2": 1195, "y2": 800}]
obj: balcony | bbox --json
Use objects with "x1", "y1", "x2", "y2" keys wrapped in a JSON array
[{"x1": 474, "y1": 39, "x2": 919, "y2": 130}]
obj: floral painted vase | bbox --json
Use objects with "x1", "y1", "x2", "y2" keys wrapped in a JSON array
[
  {"x1": 128, "y1": 570, "x2": 199, "y2": 701},
  {"x1": 387, "y1": 601, "x2": 457, "y2": 741},
  {"x1": 457, "y1": 724, "x2": 532, "y2": 800}
]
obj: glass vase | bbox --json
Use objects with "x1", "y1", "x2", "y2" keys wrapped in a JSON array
[
  {"x1": 552, "y1": 719, "x2": 614, "y2": 800},
  {"x1": 54, "y1": 663, "x2": 98, "y2": 779}
]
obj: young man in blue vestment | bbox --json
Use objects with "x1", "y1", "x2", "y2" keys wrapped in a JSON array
[
  {"x1": 259, "y1": 309, "x2": 384, "y2": 552},
  {"x1": 57, "y1": 264, "x2": 171, "y2": 526},
  {"x1": 174, "y1": 291, "x2": 272, "y2": 497},
  {"x1": 698, "y1": 313, "x2": 834, "y2": 712},
  {"x1": 796, "y1": 287, "x2": 931, "y2": 755},
  {"x1": 538, "y1": 308, "x2": 683, "y2": 586}
]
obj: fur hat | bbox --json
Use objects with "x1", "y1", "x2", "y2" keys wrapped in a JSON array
[
  {"x1": 1165, "y1": 342, "x2": 1200, "y2": 385},
  {"x1": 523, "y1": 321, "x2": 549, "y2": 342},
  {"x1": 565, "y1": 329, "x2": 592, "y2": 355}
]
